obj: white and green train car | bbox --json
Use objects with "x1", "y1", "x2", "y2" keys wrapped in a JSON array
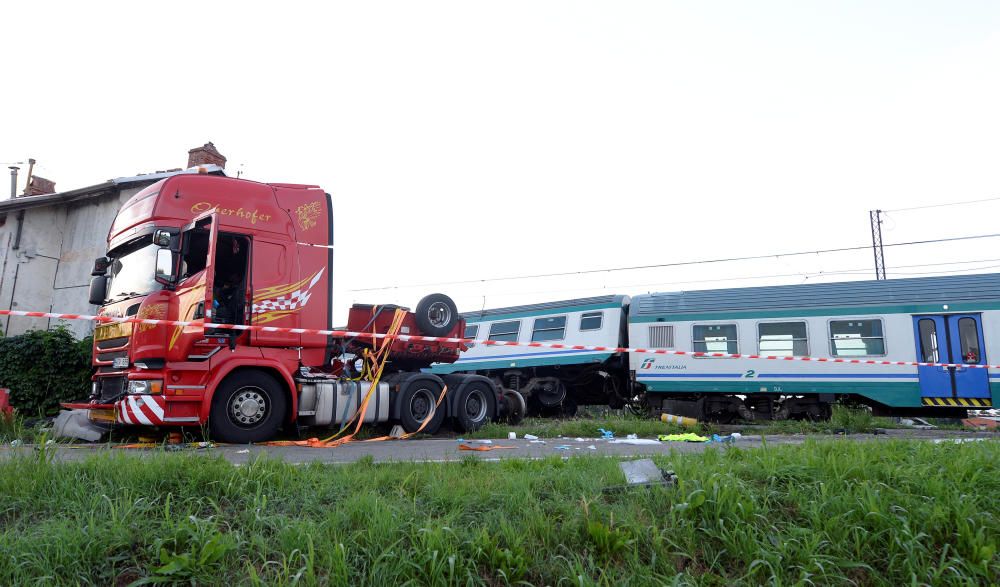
[
  {"x1": 429, "y1": 296, "x2": 632, "y2": 414},
  {"x1": 629, "y1": 273, "x2": 999, "y2": 421}
]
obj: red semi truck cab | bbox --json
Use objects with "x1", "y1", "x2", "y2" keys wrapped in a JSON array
[{"x1": 79, "y1": 173, "x2": 501, "y2": 442}]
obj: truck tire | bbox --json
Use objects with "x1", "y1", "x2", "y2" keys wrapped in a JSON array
[
  {"x1": 453, "y1": 381, "x2": 497, "y2": 432},
  {"x1": 209, "y1": 371, "x2": 287, "y2": 444},
  {"x1": 398, "y1": 380, "x2": 446, "y2": 434},
  {"x1": 415, "y1": 293, "x2": 459, "y2": 337}
]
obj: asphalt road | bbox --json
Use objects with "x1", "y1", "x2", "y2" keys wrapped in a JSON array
[{"x1": 2, "y1": 429, "x2": 995, "y2": 465}]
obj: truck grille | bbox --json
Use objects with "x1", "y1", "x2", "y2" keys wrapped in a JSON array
[
  {"x1": 96, "y1": 336, "x2": 130, "y2": 373},
  {"x1": 97, "y1": 377, "x2": 126, "y2": 402},
  {"x1": 97, "y1": 337, "x2": 129, "y2": 350},
  {"x1": 97, "y1": 351, "x2": 128, "y2": 373}
]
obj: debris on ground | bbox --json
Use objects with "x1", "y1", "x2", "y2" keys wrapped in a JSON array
[
  {"x1": 899, "y1": 417, "x2": 936, "y2": 429},
  {"x1": 657, "y1": 433, "x2": 709, "y2": 443},
  {"x1": 523, "y1": 434, "x2": 539, "y2": 440},
  {"x1": 598, "y1": 428, "x2": 615, "y2": 439},
  {"x1": 604, "y1": 459, "x2": 678, "y2": 493},
  {"x1": 236, "y1": 449, "x2": 250, "y2": 454},
  {"x1": 52, "y1": 409, "x2": 105, "y2": 442},
  {"x1": 660, "y1": 413, "x2": 699, "y2": 428},
  {"x1": 706, "y1": 433, "x2": 737, "y2": 444}
]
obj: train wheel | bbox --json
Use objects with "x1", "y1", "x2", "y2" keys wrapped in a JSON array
[
  {"x1": 209, "y1": 371, "x2": 286, "y2": 444},
  {"x1": 399, "y1": 381, "x2": 445, "y2": 434},
  {"x1": 499, "y1": 389, "x2": 526, "y2": 425},
  {"x1": 454, "y1": 382, "x2": 496, "y2": 432}
]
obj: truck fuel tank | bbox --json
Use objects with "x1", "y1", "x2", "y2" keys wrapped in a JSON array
[{"x1": 297, "y1": 380, "x2": 390, "y2": 427}]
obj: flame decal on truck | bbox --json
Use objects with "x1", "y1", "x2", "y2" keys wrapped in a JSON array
[{"x1": 252, "y1": 269, "x2": 325, "y2": 325}]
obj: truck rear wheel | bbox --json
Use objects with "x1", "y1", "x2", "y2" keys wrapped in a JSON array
[
  {"x1": 209, "y1": 371, "x2": 286, "y2": 444},
  {"x1": 454, "y1": 381, "x2": 496, "y2": 432},
  {"x1": 398, "y1": 381, "x2": 446, "y2": 434}
]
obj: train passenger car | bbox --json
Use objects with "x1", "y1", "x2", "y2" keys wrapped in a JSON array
[
  {"x1": 629, "y1": 273, "x2": 1000, "y2": 421},
  {"x1": 430, "y1": 295, "x2": 631, "y2": 413}
]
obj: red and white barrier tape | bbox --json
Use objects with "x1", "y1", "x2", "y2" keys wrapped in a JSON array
[{"x1": 2, "y1": 308, "x2": 996, "y2": 370}]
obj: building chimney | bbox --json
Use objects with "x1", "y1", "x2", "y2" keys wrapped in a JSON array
[
  {"x1": 187, "y1": 142, "x2": 227, "y2": 169},
  {"x1": 24, "y1": 176, "x2": 56, "y2": 196}
]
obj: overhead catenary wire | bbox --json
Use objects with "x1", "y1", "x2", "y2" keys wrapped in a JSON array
[
  {"x1": 886, "y1": 195, "x2": 1000, "y2": 213},
  {"x1": 350, "y1": 232, "x2": 1000, "y2": 292},
  {"x1": 458, "y1": 257, "x2": 1000, "y2": 301}
]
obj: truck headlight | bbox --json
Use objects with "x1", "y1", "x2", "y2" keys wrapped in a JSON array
[{"x1": 127, "y1": 380, "x2": 163, "y2": 395}]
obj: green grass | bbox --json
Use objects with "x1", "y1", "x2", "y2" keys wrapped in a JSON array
[{"x1": 1, "y1": 440, "x2": 997, "y2": 585}]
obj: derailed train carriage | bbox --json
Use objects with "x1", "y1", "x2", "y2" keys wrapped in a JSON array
[{"x1": 431, "y1": 273, "x2": 1000, "y2": 421}]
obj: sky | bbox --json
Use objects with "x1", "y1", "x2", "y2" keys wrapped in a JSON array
[{"x1": 2, "y1": 1, "x2": 999, "y2": 323}]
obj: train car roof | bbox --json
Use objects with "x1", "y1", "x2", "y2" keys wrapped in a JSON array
[
  {"x1": 631, "y1": 272, "x2": 1000, "y2": 318},
  {"x1": 462, "y1": 295, "x2": 629, "y2": 322}
]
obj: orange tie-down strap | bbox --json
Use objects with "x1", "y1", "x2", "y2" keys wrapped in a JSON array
[
  {"x1": 264, "y1": 309, "x2": 455, "y2": 449},
  {"x1": 264, "y1": 382, "x2": 450, "y2": 448}
]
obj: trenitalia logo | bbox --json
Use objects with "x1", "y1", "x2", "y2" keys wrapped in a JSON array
[{"x1": 640, "y1": 358, "x2": 654, "y2": 369}]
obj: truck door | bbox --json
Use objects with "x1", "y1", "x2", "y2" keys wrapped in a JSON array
[
  {"x1": 199, "y1": 213, "x2": 219, "y2": 325},
  {"x1": 912, "y1": 314, "x2": 990, "y2": 401}
]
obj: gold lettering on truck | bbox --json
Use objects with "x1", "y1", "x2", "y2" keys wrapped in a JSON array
[{"x1": 189, "y1": 202, "x2": 272, "y2": 224}]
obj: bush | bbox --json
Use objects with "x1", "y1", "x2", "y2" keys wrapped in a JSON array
[{"x1": 0, "y1": 327, "x2": 93, "y2": 416}]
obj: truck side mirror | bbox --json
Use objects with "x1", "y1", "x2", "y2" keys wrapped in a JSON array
[
  {"x1": 92, "y1": 257, "x2": 109, "y2": 276},
  {"x1": 154, "y1": 248, "x2": 176, "y2": 285},
  {"x1": 89, "y1": 275, "x2": 108, "y2": 305},
  {"x1": 153, "y1": 229, "x2": 172, "y2": 247}
]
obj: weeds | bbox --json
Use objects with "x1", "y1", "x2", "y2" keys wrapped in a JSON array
[{"x1": 0, "y1": 440, "x2": 997, "y2": 585}]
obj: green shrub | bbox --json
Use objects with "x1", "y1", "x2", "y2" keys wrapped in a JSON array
[{"x1": 0, "y1": 326, "x2": 93, "y2": 416}]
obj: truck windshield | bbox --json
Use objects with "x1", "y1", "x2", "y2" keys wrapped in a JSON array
[{"x1": 106, "y1": 237, "x2": 163, "y2": 302}]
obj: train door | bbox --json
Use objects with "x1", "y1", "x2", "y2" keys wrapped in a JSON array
[{"x1": 912, "y1": 314, "x2": 990, "y2": 400}]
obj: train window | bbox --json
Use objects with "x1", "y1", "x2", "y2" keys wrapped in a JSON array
[
  {"x1": 488, "y1": 320, "x2": 521, "y2": 342},
  {"x1": 917, "y1": 319, "x2": 939, "y2": 363},
  {"x1": 580, "y1": 311, "x2": 603, "y2": 331},
  {"x1": 958, "y1": 318, "x2": 981, "y2": 363},
  {"x1": 693, "y1": 324, "x2": 737, "y2": 354},
  {"x1": 532, "y1": 316, "x2": 567, "y2": 342},
  {"x1": 464, "y1": 324, "x2": 479, "y2": 339},
  {"x1": 829, "y1": 319, "x2": 885, "y2": 356},
  {"x1": 758, "y1": 322, "x2": 808, "y2": 356},
  {"x1": 649, "y1": 325, "x2": 674, "y2": 348}
]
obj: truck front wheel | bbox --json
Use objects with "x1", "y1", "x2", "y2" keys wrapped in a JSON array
[{"x1": 209, "y1": 371, "x2": 287, "y2": 444}]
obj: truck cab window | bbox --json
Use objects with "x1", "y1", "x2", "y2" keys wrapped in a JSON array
[
  {"x1": 212, "y1": 234, "x2": 251, "y2": 325},
  {"x1": 180, "y1": 228, "x2": 210, "y2": 278}
]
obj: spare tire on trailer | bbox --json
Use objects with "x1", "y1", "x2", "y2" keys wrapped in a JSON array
[{"x1": 415, "y1": 293, "x2": 459, "y2": 337}]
